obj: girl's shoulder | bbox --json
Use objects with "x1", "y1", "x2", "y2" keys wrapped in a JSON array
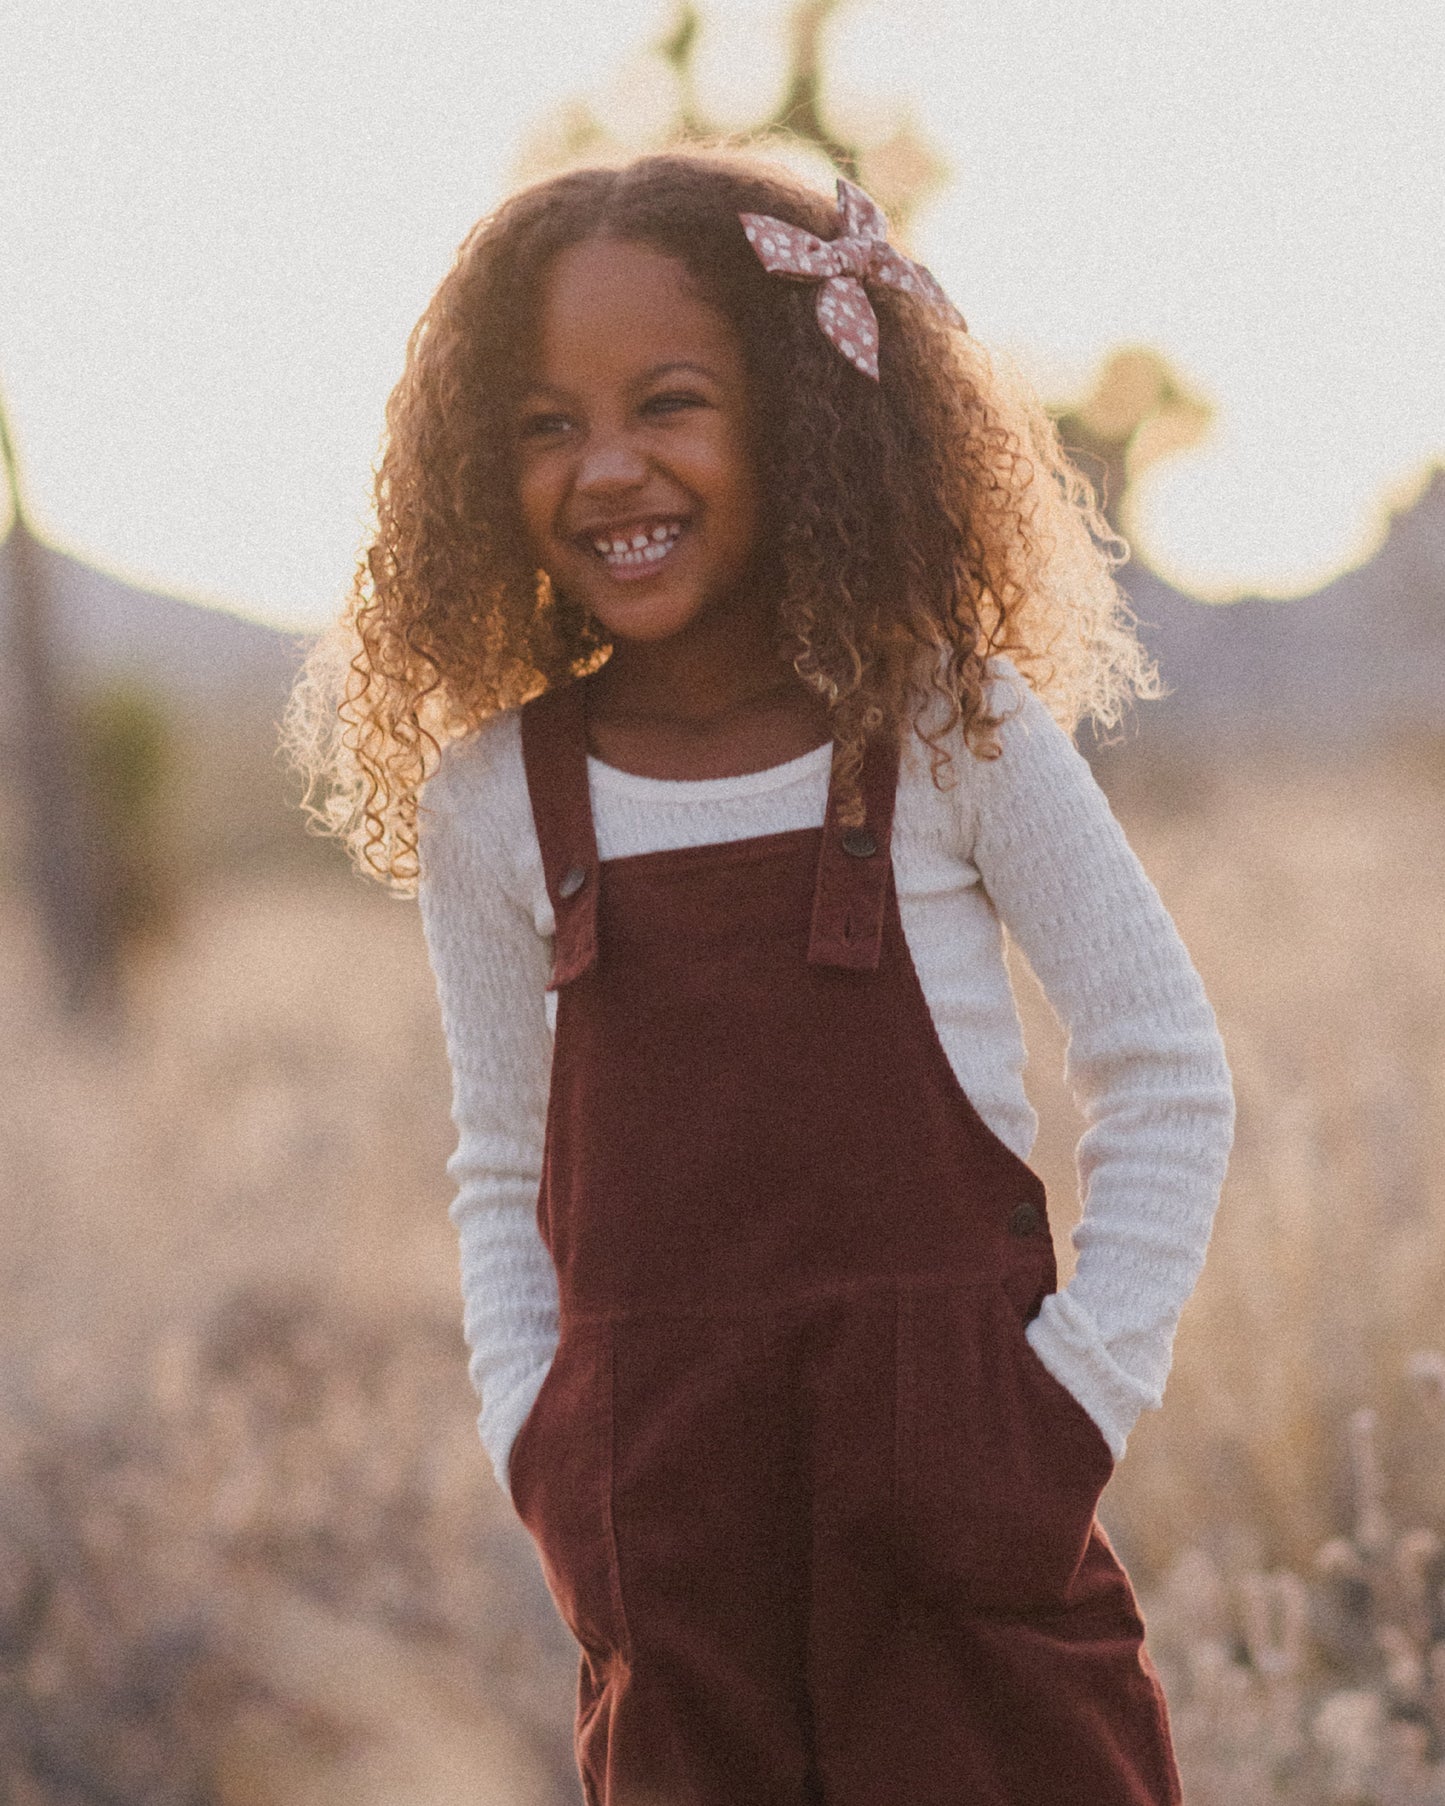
[
  {"x1": 904, "y1": 653, "x2": 1078, "y2": 784},
  {"x1": 423, "y1": 705, "x2": 524, "y2": 803},
  {"x1": 418, "y1": 705, "x2": 533, "y2": 874},
  {"x1": 897, "y1": 652, "x2": 1116, "y2": 869},
  {"x1": 981, "y1": 655, "x2": 1078, "y2": 767}
]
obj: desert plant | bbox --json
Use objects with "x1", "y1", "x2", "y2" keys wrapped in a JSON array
[
  {"x1": 1145, "y1": 1357, "x2": 1445, "y2": 1804},
  {"x1": 75, "y1": 682, "x2": 176, "y2": 946},
  {"x1": 0, "y1": 1283, "x2": 576, "y2": 1804}
]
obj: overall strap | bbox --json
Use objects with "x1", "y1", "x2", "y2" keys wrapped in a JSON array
[
  {"x1": 519, "y1": 682, "x2": 599, "y2": 990},
  {"x1": 807, "y1": 729, "x2": 903, "y2": 971}
]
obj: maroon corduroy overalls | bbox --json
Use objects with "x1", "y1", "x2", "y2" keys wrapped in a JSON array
[{"x1": 509, "y1": 680, "x2": 1181, "y2": 1806}]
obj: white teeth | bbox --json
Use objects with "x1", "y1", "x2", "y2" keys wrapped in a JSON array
[{"x1": 589, "y1": 521, "x2": 685, "y2": 568}]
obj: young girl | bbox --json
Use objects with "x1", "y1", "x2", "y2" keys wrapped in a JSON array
[{"x1": 290, "y1": 147, "x2": 1234, "y2": 1805}]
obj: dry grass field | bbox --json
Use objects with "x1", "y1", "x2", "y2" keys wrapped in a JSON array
[{"x1": 3, "y1": 739, "x2": 1443, "y2": 1802}]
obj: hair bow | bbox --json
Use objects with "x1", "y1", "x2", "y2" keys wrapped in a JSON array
[{"x1": 739, "y1": 176, "x2": 966, "y2": 381}]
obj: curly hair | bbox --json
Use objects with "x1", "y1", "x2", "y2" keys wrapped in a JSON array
[{"x1": 284, "y1": 143, "x2": 1156, "y2": 890}]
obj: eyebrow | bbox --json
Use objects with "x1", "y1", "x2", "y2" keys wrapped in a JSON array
[
  {"x1": 520, "y1": 360, "x2": 722, "y2": 401},
  {"x1": 639, "y1": 361, "x2": 721, "y2": 384}
]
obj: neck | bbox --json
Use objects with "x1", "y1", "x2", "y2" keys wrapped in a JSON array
[{"x1": 591, "y1": 594, "x2": 802, "y2": 726}]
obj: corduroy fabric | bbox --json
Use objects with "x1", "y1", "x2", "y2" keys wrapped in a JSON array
[{"x1": 509, "y1": 681, "x2": 1182, "y2": 1806}]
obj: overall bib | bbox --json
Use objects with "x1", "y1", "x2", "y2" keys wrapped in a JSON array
[{"x1": 509, "y1": 680, "x2": 1181, "y2": 1806}]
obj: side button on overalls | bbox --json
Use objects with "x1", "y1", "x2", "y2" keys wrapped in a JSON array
[{"x1": 507, "y1": 680, "x2": 1182, "y2": 1806}]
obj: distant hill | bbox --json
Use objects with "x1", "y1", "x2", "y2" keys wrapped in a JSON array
[
  {"x1": 0, "y1": 531, "x2": 307, "y2": 725},
  {"x1": 1117, "y1": 466, "x2": 1445, "y2": 748},
  {"x1": 4, "y1": 466, "x2": 1443, "y2": 754}
]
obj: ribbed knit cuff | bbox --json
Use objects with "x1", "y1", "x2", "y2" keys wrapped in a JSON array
[
  {"x1": 1025, "y1": 1287, "x2": 1164, "y2": 1462},
  {"x1": 479, "y1": 1360, "x2": 552, "y2": 1502}
]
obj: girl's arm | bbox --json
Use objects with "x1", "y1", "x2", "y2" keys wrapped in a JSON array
[
  {"x1": 417, "y1": 730, "x2": 560, "y2": 1498},
  {"x1": 972, "y1": 669, "x2": 1236, "y2": 1460}
]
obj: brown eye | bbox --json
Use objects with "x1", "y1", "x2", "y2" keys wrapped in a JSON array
[
  {"x1": 519, "y1": 411, "x2": 572, "y2": 439},
  {"x1": 644, "y1": 391, "x2": 705, "y2": 416}
]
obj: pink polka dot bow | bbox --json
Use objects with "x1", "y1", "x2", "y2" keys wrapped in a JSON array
[{"x1": 739, "y1": 176, "x2": 966, "y2": 381}]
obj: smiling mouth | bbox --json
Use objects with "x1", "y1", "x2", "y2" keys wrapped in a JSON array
[{"x1": 581, "y1": 519, "x2": 687, "y2": 577}]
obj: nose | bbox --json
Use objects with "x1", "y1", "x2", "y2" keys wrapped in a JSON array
[{"x1": 574, "y1": 429, "x2": 649, "y2": 495}]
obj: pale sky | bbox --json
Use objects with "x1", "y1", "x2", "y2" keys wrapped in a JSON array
[{"x1": 1, "y1": 0, "x2": 1441, "y2": 630}]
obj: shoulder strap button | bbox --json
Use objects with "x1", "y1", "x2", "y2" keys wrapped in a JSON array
[
  {"x1": 1008, "y1": 1201, "x2": 1043, "y2": 1238},
  {"x1": 840, "y1": 827, "x2": 877, "y2": 858}
]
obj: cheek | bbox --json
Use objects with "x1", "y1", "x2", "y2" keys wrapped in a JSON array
[
  {"x1": 722, "y1": 481, "x2": 760, "y2": 568},
  {"x1": 699, "y1": 431, "x2": 762, "y2": 553},
  {"x1": 515, "y1": 463, "x2": 557, "y2": 557}
]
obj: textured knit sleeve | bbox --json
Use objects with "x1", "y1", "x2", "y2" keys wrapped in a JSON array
[
  {"x1": 416, "y1": 721, "x2": 561, "y2": 1499},
  {"x1": 971, "y1": 668, "x2": 1235, "y2": 1460}
]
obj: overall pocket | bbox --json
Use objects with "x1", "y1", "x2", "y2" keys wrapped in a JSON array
[
  {"x1": 508, "y1": 1319, "x2": 628, "y2": 1661},
  {"x1": 895, "y1": 1279, "x2": 1116, "y2": 1616}
]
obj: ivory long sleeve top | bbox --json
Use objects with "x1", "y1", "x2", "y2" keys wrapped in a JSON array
[{"x1": 416, "y1": 663, "x2": 1235, "y2": 1498}]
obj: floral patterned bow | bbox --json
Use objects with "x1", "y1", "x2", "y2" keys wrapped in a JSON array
[{"x1": 739, "y1": 176, "x2": 966, "y2": 381}]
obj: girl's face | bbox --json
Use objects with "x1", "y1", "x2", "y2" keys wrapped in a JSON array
[{"x1": 514, "y1": 236, "x2": 764, "y2": 648}]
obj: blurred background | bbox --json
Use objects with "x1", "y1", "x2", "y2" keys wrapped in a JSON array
[{"x1": 1, "y1": 1, "x2": 1442, "y2": 1799}]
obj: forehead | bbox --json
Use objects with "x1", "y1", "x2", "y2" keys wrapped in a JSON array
[{"x1": 527, "y1": 237, "x2": 745, "y2": 391}]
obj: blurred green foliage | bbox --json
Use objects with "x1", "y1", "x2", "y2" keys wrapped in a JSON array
[{"x1": 74, "y1": 682, "x2": 175, "y2": 943}]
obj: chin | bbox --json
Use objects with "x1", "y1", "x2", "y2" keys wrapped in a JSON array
[{"x1": 581, "y1": 590, "x2": 709, "y2": 646}]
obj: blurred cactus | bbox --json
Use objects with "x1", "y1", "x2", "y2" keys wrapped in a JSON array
[
  {"x1": 0, "y1": 391, "x2": 121, "y2": 1018},
  {"x1": 1052, "y1": 345, "x2": 1214, "y2": 538},
  {"x1": 517, "y1": 0, "x2": 950, "y2": 242},
  {"x1": 1, "y1": 390, "x2": 179, "y2": 1014}
]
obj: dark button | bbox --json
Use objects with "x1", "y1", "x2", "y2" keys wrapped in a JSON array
[
  {"x1": 557, "y1": 864, "x2": 587, "y2": 901},
  {"x1": 840, "y1": 827, "x2": 877, "y2": 858},
  {"x1": 1008, "y1": 1201, "x2": 1043, "y2": 1238}
]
